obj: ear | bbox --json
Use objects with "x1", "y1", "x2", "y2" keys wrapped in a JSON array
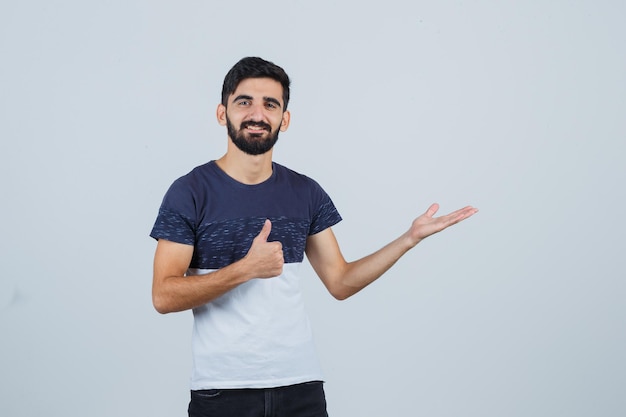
[
  {"x1": 279, "y1": 110, "x2": 291, "y2": 132},
  {"x1": 216, "y1": 104, "x2": 227, "y2": 126}
]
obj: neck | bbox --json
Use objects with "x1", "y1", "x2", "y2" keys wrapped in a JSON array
[{"x1": 215, "y1": 142, "x2": 274, "y2": 185}]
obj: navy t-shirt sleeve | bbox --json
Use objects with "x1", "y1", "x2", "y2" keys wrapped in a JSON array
[
  {"x1": 150, "y1": 177, "x2": 196, "y2": 245},
  {"x1": 308, "y1": 180, "x2": 342, "y2": 235}
]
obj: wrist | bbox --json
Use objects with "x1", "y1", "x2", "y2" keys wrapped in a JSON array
[
  {"x1": 227, "y1": 257, "x2": 255, "y2": 284},
  {"x1": 401, "y1": 231, "x2": 420, "y2": 251}
]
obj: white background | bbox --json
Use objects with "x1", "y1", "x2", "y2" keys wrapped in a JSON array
[{"x1": 1, "y1": 1, "x2": 624, "y2": 416}]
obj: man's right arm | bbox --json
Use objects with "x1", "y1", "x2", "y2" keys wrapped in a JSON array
[{"x1": 152, "y1": 219, "x2": 284, "y2": 314}]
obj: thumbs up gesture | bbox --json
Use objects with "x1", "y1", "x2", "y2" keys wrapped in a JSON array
[{"x1": 242, "y1": 219, "x2": 284, "y2": 278}]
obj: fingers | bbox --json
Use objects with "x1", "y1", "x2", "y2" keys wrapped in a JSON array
[
  {"x1": 256, "y1": 219, "x2": 272, "y2": 241},
  {"x1": 425, "y1": 203, "x2": 440, "y2": 218},
  {"x1": 420, "y1": 204, "x2": 478, "y2": 226},
  {"x1": 245, "y1": 219, "x2": 284, "y2": 278},
  {"x1": 453, "y1": 206, "x2": 479, "y2": 218},
  {"x1": 445, "y1": 206, "x2": 479, "y2": 225}
]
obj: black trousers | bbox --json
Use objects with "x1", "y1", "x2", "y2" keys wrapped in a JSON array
[{"x1": 188, "y1": 381, "x2": 329, "y2": 417}]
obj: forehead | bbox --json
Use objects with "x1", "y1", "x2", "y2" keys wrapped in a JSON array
[{"x1": 231, "y1": 77, "x2": 284, "y2": 103}]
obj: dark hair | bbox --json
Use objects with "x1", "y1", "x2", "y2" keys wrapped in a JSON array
[{"x1": 221, "y1": 57, "x2": 291, "y2": 110}]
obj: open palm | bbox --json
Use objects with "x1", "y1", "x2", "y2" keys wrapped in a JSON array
[{"x1": 408, "y1": 203, "x2": 478, "y2": 244}]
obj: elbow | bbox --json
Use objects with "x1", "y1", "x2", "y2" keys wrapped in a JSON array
[
  {"x1": 153, "y1": 301, "x2": 170, "y2": 315},
  {"x1": 327, "y1": 276, "x2": 368, "y2": 301},
  {"x1": 332, "y1": 292, "x2": 350, "y2": 301},
  {"x1": 328, "y1": 286, "x2": 354, "y2": 301},
  {"x1": 154, "y1": 305, "x2": 170, "y2": 315},
  {"x1": 324, "y1": 275, "x2": 358, "y2": 301},
  {"x1": 152, "y1": 293, "x2": 174, "y2": 314}
]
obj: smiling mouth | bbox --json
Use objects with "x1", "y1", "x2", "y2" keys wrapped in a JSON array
[{"x1": 242, "y1": 121, "x2": 271, "y2": 133}]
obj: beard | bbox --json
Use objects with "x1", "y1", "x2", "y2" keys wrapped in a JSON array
[{"x1": 226, "y1": 116, "x2": 280, "y2": 156}]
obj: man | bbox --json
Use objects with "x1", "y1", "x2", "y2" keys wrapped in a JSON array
[{"x1": 150, "y1": 57, "x2": 477, "y2": 417}]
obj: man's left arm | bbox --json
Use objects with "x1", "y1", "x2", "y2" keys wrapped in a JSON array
[{"x1": 305, "y1": 203, "x2": 478, "y2": 300}]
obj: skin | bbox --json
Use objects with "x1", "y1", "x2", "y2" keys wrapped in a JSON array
[{"x1": 152, "y1": 77, "x2": 478, "y2": 314}]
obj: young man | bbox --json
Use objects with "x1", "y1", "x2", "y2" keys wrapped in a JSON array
[{"x1": 150, "y1": 57, "x2": 477, "y2": 417}]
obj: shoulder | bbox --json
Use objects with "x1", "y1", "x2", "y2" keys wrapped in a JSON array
[
  {"x1": 273, "y1": 162, "x2": 323, "y2": 190},
  {"x1": 178, "y1": 161, "x2": 217, "y2": 184},
  {"x1": 166, "y1": 161, "x2": 218, "y2": 192},
  {"x1": 160, "y1": 161, "x2": 218, "y2": 208},
  {"x1": 272, "y1": 162, "x2": 335, "y2": 212}
]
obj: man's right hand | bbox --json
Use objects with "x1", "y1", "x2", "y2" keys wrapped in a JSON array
[
  {"x1": 242, "y1": 219, "x2": 284, "y2": 278},
  {"x1": 152, "y1": 219, "x2": 285, "y2": 314}
]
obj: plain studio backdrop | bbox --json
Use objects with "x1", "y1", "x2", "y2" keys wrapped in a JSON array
[{"x1": 1, "y1": 1, "x2": 624, "y2": 416}]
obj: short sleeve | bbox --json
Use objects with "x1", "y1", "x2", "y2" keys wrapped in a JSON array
[
  {"x1": 150, "y1": 207, "x2": 195, "y2": 245},
  {"x1": 309, "y1": 189, "x2": 342, "y2": 235},
  {"x1": 149, "y1": 177, "x2": 197, "y2": 245}
]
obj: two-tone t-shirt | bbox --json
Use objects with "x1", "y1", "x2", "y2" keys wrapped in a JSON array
[{"x1": 150, "y1": 160, "x2": 341, "y2": 389}]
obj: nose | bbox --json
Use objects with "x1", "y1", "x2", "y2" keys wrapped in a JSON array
[{"x1": 247, "y1": 102, "x2": 266, "y2": 121}]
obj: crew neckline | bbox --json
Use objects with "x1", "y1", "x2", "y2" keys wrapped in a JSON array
[{"x1": 209, "y1": 160, "x2": 277, "y2": 188}]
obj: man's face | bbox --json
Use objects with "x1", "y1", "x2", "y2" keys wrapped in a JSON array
[{"x1": 218, "y1": 77, "x2": 290, "y2": 156}]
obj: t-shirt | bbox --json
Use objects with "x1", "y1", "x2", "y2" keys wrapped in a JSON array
[{"x1": 150, "y1": 160, "x2": 342, "y2": 389}]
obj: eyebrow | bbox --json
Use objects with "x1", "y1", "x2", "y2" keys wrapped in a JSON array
[
  {"x1": 264, "y1": 97, "x2": 282, "y2": 108},
  {"x1": 232, "y1": 94, "x2": 282, "y2": 108},
  {"x1": 232, "y1": 94, "x2": 253, "y2": 103}
]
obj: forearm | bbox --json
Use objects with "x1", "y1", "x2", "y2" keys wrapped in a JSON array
[
  {"x1": 152, "y1": 260, "x2": 252, "y2": 314},
  {"x1": 325, "y1": 232, "x2": 419, "y2": 300}
]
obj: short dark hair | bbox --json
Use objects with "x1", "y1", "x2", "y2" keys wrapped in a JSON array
[{"x1": 221, "y1": 57, "x2": 291, "y2": 110}]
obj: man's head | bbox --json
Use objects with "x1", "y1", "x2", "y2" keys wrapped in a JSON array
[
  {"x1": 217, "y1": 57, "x2": 291, "y2": 156},
  {"x1": 221, "y1": 57, "x2": 290, "y2": 111}
]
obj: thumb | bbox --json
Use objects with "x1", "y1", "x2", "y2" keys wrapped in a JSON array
[
  {"x1": 425, "y1": 203, "x2": 440, "y2": 218},
  {"x1": 257, "y1": 219, "x2": 272, "y2": 241}
]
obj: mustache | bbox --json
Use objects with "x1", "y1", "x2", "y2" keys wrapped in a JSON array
[{"x1": 241, "y1": 120, "x2": 272, "y2": 132}]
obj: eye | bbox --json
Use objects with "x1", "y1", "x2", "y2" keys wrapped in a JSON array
[
  {"x1": 237, "y1": 100, "x2": 250, "y2": 106},
  {"x1": 265, "y1": 102, "x2": 277, "y2": 109}
]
